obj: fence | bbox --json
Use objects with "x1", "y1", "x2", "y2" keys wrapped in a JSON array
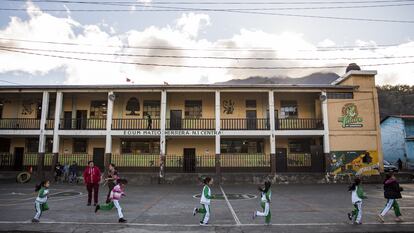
[
  {"x1": 221, "y1": 154, "x2": 271, "y2": 172},
  {"x1": 112, "y1": 119, "x2": 160, "y2": 130},
  {"x1": 165, "y1": 155, "x2": 215, "y2": 173},
  {"x1": 111, "y1": 154, "x2": 159, "y2": 172},
  {"x1": 276, "y1": 118, "x2": 323, "y2": 130},
  {"x1": 286, "y1": 153, "x2": 312, "y2": 172},
  {"x1": 221, "y1": 118, "x2": 269, "y2": 130},
  {"x1": 0, "y1": 153, "x2": 14, "y2": 169},
  {"x1": 166, "y1": 118, "x2": 215, "y2": 130},
  {"x1": 59, "y1": 118, "x2": 106, "y2": 130},
  {"x1": 0, "y1": 118, "x2": 41, "y2": 129}
]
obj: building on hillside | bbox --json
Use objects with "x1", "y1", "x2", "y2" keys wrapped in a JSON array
[
  {"x1": 0, "y1": 65, "x2": 383, "y2": 177},
  {"x1": 381, "y1": 115, "x2": 414, "y2": 166}
]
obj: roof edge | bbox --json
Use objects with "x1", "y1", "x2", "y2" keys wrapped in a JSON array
[{"x1": 331, "y1": 70, "x2": 377, "y2": 85}]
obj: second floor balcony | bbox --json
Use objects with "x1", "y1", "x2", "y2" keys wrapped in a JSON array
[{"x1": 0, "y1": 117, "x2": 324, "y2": 131}]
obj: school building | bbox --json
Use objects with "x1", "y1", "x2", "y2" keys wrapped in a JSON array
[{"x1": 0, "y1": 66, "x2": 383, "y2": 177}]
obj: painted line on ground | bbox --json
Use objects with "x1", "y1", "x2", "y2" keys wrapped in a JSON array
[
  {"x1": 220, "y1": 185, "x2": 242, "y2": 225},
  {"x1": 1, "y1": 221, "x2": 414, "y2": 227}
]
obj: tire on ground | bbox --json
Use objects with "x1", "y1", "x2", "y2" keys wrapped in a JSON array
[{"x1": 16, "y1": 172, "x2": 31, "y2": 183}]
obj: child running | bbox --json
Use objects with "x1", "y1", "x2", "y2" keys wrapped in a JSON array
[
  {"x1": 252, "y1": 180, "x2": 272, "y2": 225},
  {"x1": 377, "y1": 173, "x2": 404, "y2": 223},
  {"x1": 32, "y1": 180, "x2": 50, "y2": 223},
  {"x1": 95, "y1": 179, "x2": 128, "y2": 223},
  {"x1": 193, "y1": 177, "x2": 213, "y2": 226},
  {"x1": 347, "y1": 177, "x2": 367, "y2": 224}
]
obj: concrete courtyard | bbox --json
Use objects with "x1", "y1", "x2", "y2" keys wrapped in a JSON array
[{"x1": 0, "y1": 182, "x2": 413, "y2": 232}]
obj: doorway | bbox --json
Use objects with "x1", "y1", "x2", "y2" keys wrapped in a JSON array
[
  {"x1": 170, "y1": 110, "x2": 182, "y2": 130},
  {"x1": 93, "y1": 148, "x2": 105, "y2": 170},
  {"x1": 76, "y1": 110, "x2": 87, "y2": 129},
  {"x1": 63, "y1": 111, "x2": 72, "y2": 129},
  {"x1": 246, "y1": 110, "x2": 257, "y2": 130},
  {"x1": 276, "y1": 148, "x2": 287, "y2": 172},
  {"x1": 14, "y1": 147, "x2": 24, "y2": 171},
  {"x1": 183, "y1": 148, "x2": 196, "y2": 173}
]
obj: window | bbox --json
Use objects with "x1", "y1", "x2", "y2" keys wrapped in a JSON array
[
  {"x1": 143, "y1": 100, "x2": 160, "y2": 118},
  {"x1": 221, "y1": 139, "x2": 264, "y2": 153},
  {"x1": 246, "y1": 100, "x2": 257, "y2": 108},
  {"x1": 26, "y1": 138, "x2": 39, "y2": 153},
  {"x1": 288, "y1": 139, "x2": 311, "y2": 153},
  {"x1": 46, "y1": 138, "x2": 53, "y2": 153},
  {"x1": 121, "y1": 139, "x2": 160, "y2": 154},
  {"x1": 73, "y1": 139, "x2": 87, "y2": 153},
  {"x1": 281, "y1": 101, "x2": 298, "y2": 118},
  {"x1": 327, "y1": 92, "x2": 354, "y2": 99},
  {"x1": 48, "y1": 101, "x2": 55, "y2": 119},
  {"x1": 0, "y1": 101, "x2": 3, "y2": 118},
  {"x1": 185, "y1": 100, "x2": 202, "y2": 118},
  {"x1": 90, "y1": 101, "x2": 107, "y2": 118}
]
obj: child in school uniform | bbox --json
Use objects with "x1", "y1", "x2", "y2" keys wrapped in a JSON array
[
  {"x1": 347, "y1": 177, "x2": 367, "y2": 224},
  {"x1": 32, "y1": 180, "x2": 50, "y2": 223},
  {"x1": 193, "y1": 177, "x2": 213, "y2": 226},
  {"x1": 95, "y1": 179, "x2": 128, "y2": 223},
  {"x1": 253, "y1": 180, "x2": 272, "y2": 225},
  {"x1": 377, "y1": 173, "x2": 404, "y2": 223}
]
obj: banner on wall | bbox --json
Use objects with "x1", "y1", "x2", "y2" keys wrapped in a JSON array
[
  {"x1": 328, "y1": 150, "x2": 379, "y2": 176},
  {"x1": 338, "y1": 103, "x2": 363, "y2": 128}
]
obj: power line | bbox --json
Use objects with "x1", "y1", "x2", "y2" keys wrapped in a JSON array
[
  {"x1": 1, "y1": 37, "x2": 412, "y2": 52},
  {"x1": 7, "y1": 0, "x2": 414, "y2": 5},
  {"x1": 1, "y1": 4, "x2": 414, "y2": 23},
  {"x1": 5, "y1": 0, "x2": 414, "y2": 10},
  {"x1": 2, "y1": 47, "x2": 414, "y2": 69},
  {"x1": 2, "y1": 45, "x2": 414, "y2": 61}
]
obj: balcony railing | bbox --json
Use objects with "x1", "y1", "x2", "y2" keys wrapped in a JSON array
[
  {"x1": 59, "y1": 118, "x2": 106, "y2": 130},
  {"x1": 112, "y1": 119, "x2": 160, "y2": 130},
  {"x1": 276, "y1": 118, "x2": 323, "y2": 130},
  {"x1": 165, "y1": 154, "x2": 215, "y2": 173},
  {"x1": 221, "y1": 118, "x2": 269, "y2": 130},
  {"x1": 0, "y1": 118, "x2": 40, "y2": 129},
  {"x1": 166, "y1": 118, "x2": 215, "y2": 130}
]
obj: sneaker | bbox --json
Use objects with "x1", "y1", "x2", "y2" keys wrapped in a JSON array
[
  {"x1": 265, "y1": 222, "x2": 271, "y2": 226},
  {"x1": 193, "y1": 208, "x2": 198, "y2": 216},
  {"x1": 395, "y1": 217, "x2": 403, "y2": 222},
  {"x1": 94, "y1": 203, "x2": 98, "y2": 206},
  {"x1": 31, "y1": 218, "x2": 39, "y2": 223},
  {"x1": 119, "y1": 218, "x2": 127, "y2": 223},
  {"x1": 95, "y1": 205, "x2": 100, "y2": 213},
  {"x1": 377, "y1": 214, "x2": 385, "y2": 223},
  {"x1": 252, "y1": 212, "x2": 256, "y2": 220},
  {"x1": 354, "y1": 221, "x2": 362, "y2": 225},
  {"x1": 347, "y1": 213, "x2": 352, "y2": 221},
  {"x1": 199, "y1": 222, "x2": 208, "y2": 226},
  {"x1": 87, "y1": 203, "x2": 91, "y2": 206}
]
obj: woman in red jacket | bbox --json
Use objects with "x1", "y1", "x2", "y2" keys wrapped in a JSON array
[{"x1": 83, "y1": 161, "x2": 101, "y2": 206}]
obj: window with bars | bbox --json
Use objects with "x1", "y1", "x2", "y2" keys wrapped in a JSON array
[
  {"x1": 143, "y1": 100, "x2": 160, "y2": 118},
  {"x1": 246, "y1": 100, "x2": 257, "y2": 108},
  {"x1": 221, "y1": 139, "x2": 264, "y2": 154},
  {"x1": 121, "y1": 139, "x2": 160, "y2": 154},
  {"x1": 288, "y1": 139, "x2": 311, "y2": 153},
  {"x1": 26, "y1": 138, "x2": 39, "y2": 153},
  {"x1": 327, "y1": 92, "x2": 354, "y2": 99},
  {"x1": 185, "y1": 100, "x2": 202, "y2": 118},
  {"x1": 280, "y1": 100, "x2": 298, "y2": 118},
  {"x1": 90, "y1": 101, "x2": 107, "y2": 118},
  {"x1": 73, "y1": 139, "x2": 88, "y2": 153}
]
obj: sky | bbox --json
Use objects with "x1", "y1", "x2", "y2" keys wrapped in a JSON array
[{"x1": 0, "y1": 0, "x2": 413, "y2": 85}]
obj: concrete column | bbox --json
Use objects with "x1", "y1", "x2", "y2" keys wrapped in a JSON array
[
  {"x1": 215, "y1": 91, "x2": 221, "y2": 182},
  {"x1": 159, "y1": 90, "x2": 167, "y2": 180},
  {"x1": 51, "y1": 91, "x2": 63, "y2": 172},
  {"x1": 38, "y1": 91, "x2": 49, "y2": 174},
  {"x1": 269, "y1": 90, "x2": 276, "y2": 174},
  {"x1": 321, "y1": 91, "x2": 330, "y2": 154},
  {"x1": 105, "y1": 91, "x2": 114, "y2": 170}
]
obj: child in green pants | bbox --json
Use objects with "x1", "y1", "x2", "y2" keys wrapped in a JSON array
[
  {"x1": 378, "y1": 173, "x2": 403, "y2": 223},
  {"x1": 253, "y1": 181, "x2": 272, "y2": 225},
  {"x1": 193, "y1": 177, "x2": 213, "y2": 226},
  {"x1": 95, "y1": 179, "x2": 128, "y2": 223}
]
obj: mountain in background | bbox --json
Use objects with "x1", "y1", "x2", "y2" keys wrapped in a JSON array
[{"x1": 215, "y1": 72, "x2": 340, "y2": 85}]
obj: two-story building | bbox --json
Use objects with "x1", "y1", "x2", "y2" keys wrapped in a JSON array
[
  {"x1": 0, "y1": 66, "x2": 383, "y2": 177},
  {"x1": 381, "y1": 115, "x2": 414, "y2": 166}
]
